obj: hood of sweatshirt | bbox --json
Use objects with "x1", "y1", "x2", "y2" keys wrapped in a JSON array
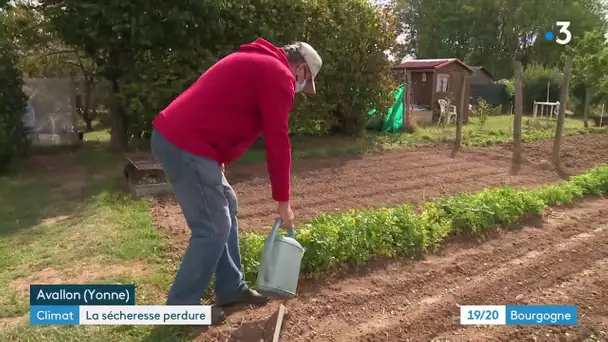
[{"x1": 239, "y1": 38, "x2": 289, "y2": 66}]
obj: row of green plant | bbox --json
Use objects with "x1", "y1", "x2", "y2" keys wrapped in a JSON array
[
  {"x1": 460, "y1": 124, "x2": 595, "y2": 147},
  {"x1": 239, "y1": 165, "x2": 608, "y2": 282},
  {"x1": 410, "y1": 118, "x2": 599, "y2": 148}
]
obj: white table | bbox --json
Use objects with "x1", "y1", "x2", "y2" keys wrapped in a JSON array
[{"x1": 533, "y1": 101, "x2": 559, "y2": 119}]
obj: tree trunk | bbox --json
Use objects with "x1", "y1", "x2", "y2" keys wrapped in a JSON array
[
  {"x1": 512, "y1": 59, "x2": 524, "y2": 167},
  {"x1": 552, "y1": 56, "x2": 573, "y2": 166},
  {"x1": 85, "y1": 77, "x2": 98, "y2": 131},
  {"x1": 84, "y1": 118, "x2": 93, "y2": 131},
  {"x1": 583, "y1": 86, "x2": 590, "y2": 128},
  {"x1": 109, "y1": 79, "x2": 128, "y2": 151}
]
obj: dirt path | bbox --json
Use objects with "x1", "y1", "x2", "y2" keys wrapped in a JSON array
[
  {"x1": 200, "y1": 198, "x2": 608, "y2": 342},
  {"x1": 152, "y1": 133, "x2": 608, "y2": 243}
]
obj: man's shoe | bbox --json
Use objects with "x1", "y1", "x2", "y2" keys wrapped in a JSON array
[
  {"x1": 217, "y1": 288, "x2": 269, "y2": 308},
  {"x1": 211, "y1": 306, "x2": 226, "y2": 325}
]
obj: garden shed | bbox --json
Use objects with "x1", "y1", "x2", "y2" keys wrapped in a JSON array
[
  {"x1": 469, "y1": 66, "x2": 495, "y2": 85},
  {"x1": 391, "y1": 58, "x2": 473, "y2": 123},
  {"x1": 22, "y1": 77, "x2": 82, "y2": 146},
  {"x1": 468, "y1": 66, "x2": 511, "y2": 108}
]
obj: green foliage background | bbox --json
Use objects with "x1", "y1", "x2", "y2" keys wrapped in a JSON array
[
  {"x1": 36, "y1": 0, "x2": 398, "y2": 146},
  {"x1": 2, "y1": 0, "x2": 608, "y2": 148},
  {"x1": 0, "y1": 13, "x2": 30, "y2": 172}
]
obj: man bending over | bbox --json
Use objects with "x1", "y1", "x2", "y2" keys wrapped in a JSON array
[{"x1": 150, "y1": 38, "x2": 322, "y2": 324}]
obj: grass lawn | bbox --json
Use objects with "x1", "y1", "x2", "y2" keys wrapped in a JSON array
[
  {"x1": 0, "y1": 145, "x2": 191, "y2": 341},
  {"x1": 0, "y1": 114, "x2": 602, "y2": 341}
]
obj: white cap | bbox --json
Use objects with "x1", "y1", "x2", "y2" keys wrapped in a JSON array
[{"x1": 297, "y1": 42, "x2": 322, "y2": 94}]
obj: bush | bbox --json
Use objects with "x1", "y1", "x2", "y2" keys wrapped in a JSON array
[
  {"x1": 239, "y1": 165, "x2": 608, "y2": 282},
  {"x1": 471, "y1": 98, "x2": 501, "y2": 129},
  {"x1": 112, "y1": 0, "x2": 398, "y2": 141},
  {"x1": 591, "y1": 114, "x2": 605, "y2": 127},
  {"x1": 497, "y1": 78, "x2": 514, "y2": 98},
  {"x1": 0, "y1": 41, "x2": 29, "y2": 173},
  {"x1": 523, "y1": 63, "x2": 562, "y2": 113}
]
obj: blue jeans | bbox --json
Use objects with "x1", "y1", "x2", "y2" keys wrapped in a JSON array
[{"x1": 151, "y1": 129, "x2": 248, "y2": 305}]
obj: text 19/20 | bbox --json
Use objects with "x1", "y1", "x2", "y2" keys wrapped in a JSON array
[
  {"x1": 459, "y1": 305, "x2": 506, "y2": 325},
  {"x1": 467, "y1": 309, "x2": 499, "y2": 320}
]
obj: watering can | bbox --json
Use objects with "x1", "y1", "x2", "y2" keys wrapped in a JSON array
[{"x1": 255, "y1": 219, "x2": 304, "y2": 299}]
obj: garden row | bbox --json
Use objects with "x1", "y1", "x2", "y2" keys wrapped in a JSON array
[
  {"x1": 239, "y1": 165, "x2": 608, "y2": 283},
  {"x1": 458, "y1": 124, "x2": 595, "y2": 147}
]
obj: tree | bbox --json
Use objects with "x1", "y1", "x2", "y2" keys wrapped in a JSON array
[
  {"x1": 393, "y1": 0, "x2": 606, "y2": 79},
  {"x1": 527, "y1": 0, "x2": 606, "y2": 70},
  {"x1": 39, "y1": 0, "x2": 219, "y2": 150},
  {"x1": 0, "y1": 9, "x2": 30, "y2": 173},
  {"x1": 567, "y1": 29, "x2": 608, "y2": 127},
  {"x1": 39, "y1": 0, "x2": 398, "y2": 148},
  {"x1": 552, "y1": 56, "x2": 573, "y2": 166},
  {"x1": 522, "y1": 63, "x2": 562, "y2": 112},
  {"x1": 3, "y1": 4, "x2": 101, "y2": 131}
]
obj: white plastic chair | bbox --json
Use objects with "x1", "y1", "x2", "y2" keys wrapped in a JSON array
[
  {"x1": 438, "y1": 99, "x2": 457, "y2": 124},
  {"x1": 553, "y1": 101, "x2": 560, "y2": 118}
]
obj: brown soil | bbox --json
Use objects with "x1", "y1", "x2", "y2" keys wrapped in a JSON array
[
  {"x1": 199, "y1": 198, "x2": 608, "y2": 341},
  {"x1": 41, "y1": 214, "x2": 71, "y2": 225},
  {"x1": 9, "y1": 261, "x2": 150, "y2": 296},
  {"x1": 151, "y1": 133, "x2": 608, "y2": 246},
  {"x1": 0, "y1": 316, "x2": 27, "y2": 331}
]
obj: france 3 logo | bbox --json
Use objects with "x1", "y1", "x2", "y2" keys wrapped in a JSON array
[{"x1": 544, "y1": 21, "x2": 572, "y2": 45}]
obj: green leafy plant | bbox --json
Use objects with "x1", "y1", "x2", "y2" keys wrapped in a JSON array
[
  {"x1": 471, "y1": 98, "x2": 492, "y2": 129},
  {"x1": 460, "y1": 124, "x2": 594, "y2": 147},
  {"x1": 238, "y1": 165, "x2": 608, "y2": 284},
  {"x1": 497, "y1": 79, "x2": 515, "y2": 98}
]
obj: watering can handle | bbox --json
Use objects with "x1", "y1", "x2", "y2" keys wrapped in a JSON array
[{"x1": 261, "y1": 219, "x2": 283, "y2": 282}]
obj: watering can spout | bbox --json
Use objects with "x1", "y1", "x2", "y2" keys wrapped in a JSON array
[{"x1": 255, "y1": 219, "x2": 304, "y2": 299}]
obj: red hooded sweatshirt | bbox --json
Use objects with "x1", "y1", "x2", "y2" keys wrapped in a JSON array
[{"x1": 152, "y1": 38, "x2": 295, "y2": 202}]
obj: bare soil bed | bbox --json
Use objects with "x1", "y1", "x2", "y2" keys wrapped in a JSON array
[
  {"x1": 149, "y1": 133, "x2": 608, "y2": 341},
  {"x1": 199, "y1": 198, "x2": 608, "y2": 341},
  {"x1": 151, "y1": 133, "x2": 608, "y2": 244}
]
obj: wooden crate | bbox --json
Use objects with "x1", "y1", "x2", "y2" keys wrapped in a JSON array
[{"x1": 123, "y1": 155, "x2": 172, "y2": 197}]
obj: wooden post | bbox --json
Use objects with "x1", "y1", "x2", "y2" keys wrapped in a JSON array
[
  {"x1": 512, "y1": 59, "x2": 524, "y2": 167},
  {"x1": 552, "y1": 55, "x2": 573, "y2": 166},
  {"x1": 272, "y1": 303, "x2": 287, "y2": 342},
  {"x1": 402, "y1": 67, "x2": 409, "y2": 132},
  {"x1": 583, "y1": 86, "x2": 590, "y2": 128},
  {"x1": 403, "y1": 69, "x2": 410, "y2": 131},
  {"x1": 453, "y1": 71, "x2": 466, "y2": 153}
]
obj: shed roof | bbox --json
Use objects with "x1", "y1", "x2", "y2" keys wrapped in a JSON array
[
  {"x1": 396, "y1": 58, "x2": 473, "y2": 72},
  {"x1": 470, "y1": 66, "x2": 495, "y2": 81}
]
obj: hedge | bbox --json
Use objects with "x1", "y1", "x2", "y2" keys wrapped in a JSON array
[
  {"x1": 239, "y1": 165, "x2": 608, "y2": 283},
  {"x1": 0, "y1": 40, "x2": 29, "y2": 173}
]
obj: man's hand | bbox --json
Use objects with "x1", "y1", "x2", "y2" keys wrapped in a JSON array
[{"x1": 277, "y1": 201, "x2": 295, "y2": 228}]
